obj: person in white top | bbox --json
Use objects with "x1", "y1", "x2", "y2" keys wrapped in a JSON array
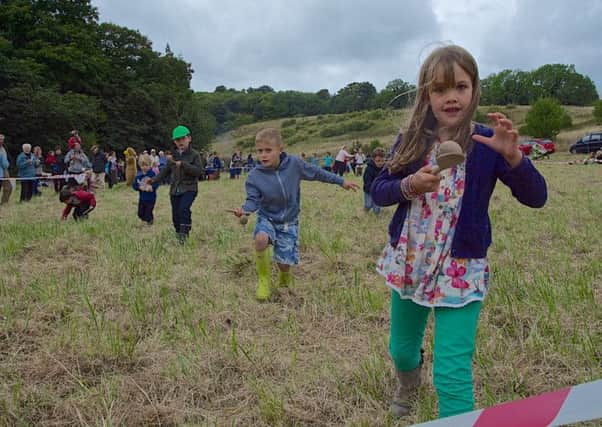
[
  {"x1": 334, "y1": 146, "x2": 352, "y2": 176},
  {"x1": 354, "y1": 148, "x2": 365, "y2": 176}
]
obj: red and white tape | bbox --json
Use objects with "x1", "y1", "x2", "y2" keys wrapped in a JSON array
[
  {"x1": 413, "y1": 379, "x2": 601, "y2": 427},
  {"x1": 0, "y1": 173, "x2": 86, "y2": 181}
]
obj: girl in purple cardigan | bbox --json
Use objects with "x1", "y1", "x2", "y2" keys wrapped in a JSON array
[{"x1": 370, "y1": 45, "x2": 547, "y2": 420}]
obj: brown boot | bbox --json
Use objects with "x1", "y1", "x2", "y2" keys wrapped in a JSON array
[{"x1": 390, "y1": 350, "x2": 423, "y2": 417}]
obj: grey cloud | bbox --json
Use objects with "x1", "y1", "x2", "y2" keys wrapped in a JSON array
[
  {"x1": 478, "y1": 0, "x2": 602, "y2": 93},
  {"x1": 93, "y1": 0, "x2": 441, "y2": 92}
]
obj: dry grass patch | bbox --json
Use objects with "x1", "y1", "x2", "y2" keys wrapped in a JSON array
[{"x1": 0, "y1": 163, "x2": 600, "y2": 425}]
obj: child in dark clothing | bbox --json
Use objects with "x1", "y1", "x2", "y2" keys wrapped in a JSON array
[
  {"x1": 60, "y1": 186, "x2": 96, "y2": 220},
  {"x1": 362, "y1": 148, "x2": 385, "y2": 214},
  {"x1": 151, "y1": 125, "x2": 204, "y2": 242},
  {"x1": 133, "y1": 154, "x2": 159, "y2": 224}
]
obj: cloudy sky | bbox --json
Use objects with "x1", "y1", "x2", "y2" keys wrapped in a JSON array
[{"x1": 92, "y1": 0, "x2": 602, "y2": 95}]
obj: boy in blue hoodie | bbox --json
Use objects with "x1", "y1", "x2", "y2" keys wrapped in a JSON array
[
  {"x1": 232, "y1": 128, "x2": 359, "y2": 301},
  {"x1": 133, "y1": 153, "x2": 159, "y2": 225}
]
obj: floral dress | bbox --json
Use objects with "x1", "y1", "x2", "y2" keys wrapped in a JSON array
[{"x1": 376, "y1": 144, "x2": 489, "y2": 307}]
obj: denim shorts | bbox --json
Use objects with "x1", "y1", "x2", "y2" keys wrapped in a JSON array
[{"x1": 254, "y1": 215, "x2": 299, "y2": 265}]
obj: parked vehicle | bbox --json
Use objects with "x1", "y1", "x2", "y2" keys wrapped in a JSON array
[
  {"x1": 518, "y1": 139, "x2": 556, "y2": 157},
  {"x1": 569, "y1": 133, "x2": 602, "y2": 154}
]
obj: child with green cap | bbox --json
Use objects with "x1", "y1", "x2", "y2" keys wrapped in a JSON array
[
  {"x1": 152, "y1": 125, "x2": 204, "y2": 242},
  {"x1": 231, "y1": 128, "x2": 359, "y2": 301}
]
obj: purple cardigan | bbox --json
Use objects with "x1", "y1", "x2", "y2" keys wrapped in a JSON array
[{"x1": 371, "y1": 124, "x2": 547, "y2": 258}]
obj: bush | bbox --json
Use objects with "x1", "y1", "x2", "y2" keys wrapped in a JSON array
[
  {"x1": 318, "y1": 120, "x2": 375, "y2": 138},
  {"x1": 369, "y1": 139, "x2": 382, "y2": 152},
  {"x1": 281, "y1": 119, "x2": 296, "y2": 128},
  {"x1": 232, "y1": 114, "x2": 255, "y2": 128},
  {"x1": 345, "y1": 120, "x2": 373, "y2": 132},
  {"x1": 236, "y1": 136, "x2": 255, "y2": 150},
  {"x1": 367, "y1": 110, "x2": 385, "y2": 120},
  {"x1": 319, "y1": 125, "x2": 346, "y2": 138},
  {"x1": 473, "y1": 109, "x2": 488, "y2": 123},
  {"x1": 594, "y1": 100, "x2": 602, "y2": 125},
  {"x1": 523, "y1": 98, "x2": 567, "y2": 139},
  {"x1": 281, "y1": 128, "x2": 296, "y2": 139}
]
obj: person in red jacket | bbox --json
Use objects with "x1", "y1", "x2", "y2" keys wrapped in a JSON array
[{"x1": 59, "y1": 186, "x2": 96, "y2": 220}]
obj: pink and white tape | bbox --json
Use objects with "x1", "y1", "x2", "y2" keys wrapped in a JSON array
[{"x1": 412, "y1": 379, "x2": 601, "y2": 427}]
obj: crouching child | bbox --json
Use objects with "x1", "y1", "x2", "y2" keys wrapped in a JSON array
[{"x1": 60, "y1": 186, "x2": 96, "y2": 220}]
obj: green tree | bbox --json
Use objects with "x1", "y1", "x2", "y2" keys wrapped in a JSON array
[
  {"x1": 523, "y1": 98, "x2": 568, "y2": 138},
  {"x1": 375, "y1": 79, "x2": 415, "y2": 109},
  {"x1": 530, "y1": 64, "x2": 598, "y2": 105},
  {"x1": 332, "y1": 82, "x2": 377, "y2": 113}
]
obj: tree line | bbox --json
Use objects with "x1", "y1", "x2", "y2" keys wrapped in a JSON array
[
  {"x1": 1, "y1": 0, "x2": 599, "y2": 162},
  {"x1": 0, "y1": 0, "x2": 215, "y2": 160}
]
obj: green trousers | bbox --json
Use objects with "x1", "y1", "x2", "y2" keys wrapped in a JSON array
[{"x1": 389, "y1": 291, "x2": 482, "y2": 418}]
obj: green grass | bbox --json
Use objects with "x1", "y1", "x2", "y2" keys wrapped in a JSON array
[{"x1": 0, "y1": 162, "x2": 600, "y2": 425}]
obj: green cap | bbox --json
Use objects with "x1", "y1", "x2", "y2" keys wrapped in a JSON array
[{"x1": 172, "y1": 125, "x2": 190, "y2": 140}]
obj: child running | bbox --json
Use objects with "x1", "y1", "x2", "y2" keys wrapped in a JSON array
[
  {"x1": 60, "y1": 186, "x2": 96, "y2": 220},
  {"x1": 232, "y1": 128, "x2": 359, "y2": 301},
  {"x1": 371, "y1": 45, "x2": 547, "y2": 419},
  {"x1": 151, "y1": 125, "x2": 203, "y2": 242},
  {"x1": 133, "y1": 153, "x2": 159, "y2": 225}
]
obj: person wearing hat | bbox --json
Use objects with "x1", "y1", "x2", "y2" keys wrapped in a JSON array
[{"x1": 152, "y1": 125, "x2": 203, "y2": 242}]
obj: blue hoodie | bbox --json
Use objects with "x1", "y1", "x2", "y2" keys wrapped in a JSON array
[
  {"x1": 133, "y1": 169, "x2": 159, "y2": 202},
  {"x1": 242, "y1": 153, "x2": 344, "y2": 224}
]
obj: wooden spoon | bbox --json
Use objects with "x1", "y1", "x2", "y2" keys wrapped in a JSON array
[{"x1": 431, "y1": 140, "x2": 465, "y2": 174}]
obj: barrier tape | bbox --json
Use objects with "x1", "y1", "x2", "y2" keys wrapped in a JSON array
[
  {"x1": 412, "y1": 379, "x2": 601, "y2": 427},
  {"x1": 0, "y1": 173, "x2": 87, "y2": 182}
]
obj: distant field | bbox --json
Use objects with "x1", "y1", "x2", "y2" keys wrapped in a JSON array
[
  {"x1": 211, "y1": 106, "x2": 601, "y2": 158},
  {"x1": 0, "y1": 160, "x2": 600, "y2": 425}
]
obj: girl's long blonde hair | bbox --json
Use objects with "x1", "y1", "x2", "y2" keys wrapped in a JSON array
[{"x1": 389, "y1": 45, "x2": 480, "y2": 174}]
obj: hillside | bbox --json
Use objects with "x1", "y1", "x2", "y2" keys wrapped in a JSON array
[{"x1": 211, "y1": 106, "x2": 600, "y2": 157}]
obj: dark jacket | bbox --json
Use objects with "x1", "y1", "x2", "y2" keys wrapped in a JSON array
[
  {"x1": 362, "y1": 159, "x2": 383, "y2": 193},
  {"x1": 371, "y1": 123, "x2": 547, "y2": 258},
  {"x1": 153, "y1": 146, "x2": 203, "y2": 195},
  {"x1": 92, "y1": 151, "x2": 106, "y2": 173},
  {"x1": 53, "y1": 153, "x2": 66, "y2": 174}
]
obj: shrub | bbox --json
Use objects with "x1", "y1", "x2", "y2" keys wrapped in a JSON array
[
  {"x1": 523, "y1": 98, "x2": 567, "y2": 139},
  {"x1": 473, "y1": 109, "x2": 488, "y2": 123},
  {"x1": 281, "y1": 119, "x2": 296, "y2": 128},
  {"x1": 236, "y1": 136, "x2": 255, "y2": 150},
  {"x1": 318, "y1": 119, "x2": 375, "y2": 138},
  {"x1": 345, "y1": 120, "x2": 373, "y2": 132},
  {"x1": 281, "y1": 128, "x2": 296, "y2": 139},
  {"x1": 319, "y1": 125, "x2": 346, "y2": 138},
  {"x1": 367, "y1": 110, "x2": 385, "y2": 120}
]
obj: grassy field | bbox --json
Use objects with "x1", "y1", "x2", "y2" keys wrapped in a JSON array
[
  {"x1": 212, "y1": 106, "x2": 601, "y2": 159},
  {"x1": 0, "y1": 158, "x2": 601, "y2": 426}
]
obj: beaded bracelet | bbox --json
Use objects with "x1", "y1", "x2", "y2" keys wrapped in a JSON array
[{"x1": 400, "y1": 174, "x2": 419, "y2": 200}]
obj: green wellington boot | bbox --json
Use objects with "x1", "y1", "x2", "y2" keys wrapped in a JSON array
[
  {"x1": 255, "y1": 249, "x2": 272, "y2": 301},
  {"x1": 277, "y1": 270, "x2": 293, "y2": 288}
]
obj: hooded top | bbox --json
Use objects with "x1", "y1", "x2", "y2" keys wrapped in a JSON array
[{"x1": 242, "y1": 153, "x2": 344, "y2": 224}]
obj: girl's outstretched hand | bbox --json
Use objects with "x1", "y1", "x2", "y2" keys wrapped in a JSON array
[
  {"x1": 413, "y1": 165, "x2": 443, "y2": 194},
  {"x1": 342, "y1": 181, "x2": 360, "y2": 191},
  {"x1": 473, "y1": 112, "x2": 523, "y2": 168}
]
